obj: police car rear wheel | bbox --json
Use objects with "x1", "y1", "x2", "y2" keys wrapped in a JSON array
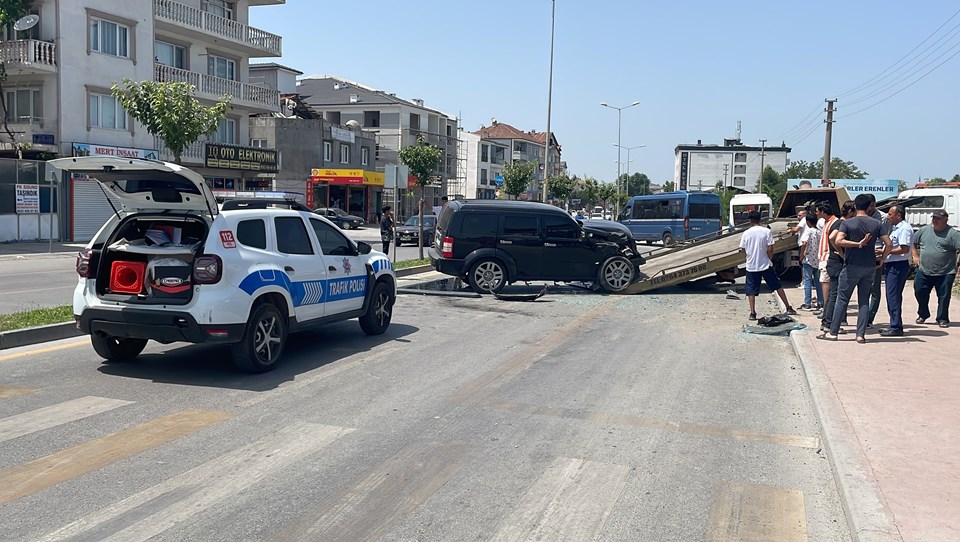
[
  {"x1": 232, "y1": 303, "x2": 287, "y2": 373},
  {"x1": 91, "y1": 335, "x2": 147, "y2": 363},
  {"x1": 360, "y1": 282, "x2": 394, "y2": 335}
]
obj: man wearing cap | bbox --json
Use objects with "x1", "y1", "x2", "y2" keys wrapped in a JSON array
[{"x1": 912, "y1": 209, "x2": 960, "y2": 328}]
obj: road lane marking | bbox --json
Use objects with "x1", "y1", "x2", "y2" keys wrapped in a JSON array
[
  {"x1": 485, "y1": 400, "x2": 820, "y2": 449},
  {"x1": 0, "y1": 340, "x2": 88, "y2": 363},
  {"x1": 0, "y1": 408, "x2": 231, "y2": 506},
  {"x1": 272, "y1": 441, "x2": 474, "y2": 541},
  {"x1": 0, "y1": 396, "x2": 133, "y2": 443},
  {"x1": 0, "y1": 385, "x2": 36, "y2": 399},
  {"x1": 0, "y1": 285, "x2": 75, "y2": 296},
  {"x1": 446, "y1": 302, "x2": 613, "y2": 406},
  {"x1": 704, "y1": 481, "x2": 808, "y2": 541},
  {"x1": 491, "y1": 457, "x2": 630, "y2": 541},
  {"x1": 38, "y1": 422, "x2": 352, "y2": 542}
]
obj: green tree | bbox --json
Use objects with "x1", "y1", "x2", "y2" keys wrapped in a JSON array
[
  {"x1": 546, "y1": 173, "x2": 576, "y2": 207},
  {"x1": 620, "y1": 172, "x2": 652, "y2": 196},
  {"x1": 501, "y1": 160, "x2": 536, "y2": 200},
  {"x1": 760, "y1": 166, "x2": 787, "y2": 210},
  {"x1": 111, "y1": 79, "x2": 230, "y2": 165},
  {"x1": 0, "y1": 0, "x2": 34, "y2": 157},
  {"x1": 926, "y1": 177, "x2": 947, "y2": 186},
  {"x1": 597, "y1": 182, "x2": 616, "y2": 213},
  {"x1": 579, "y1": 177, "x2": 600, "y2": 206},
  {"x1": 783, "y1": 157, "x2": 868, "y2": 182},
  {"x1": 898, "y1": 180, "x2": 908, "y2": 193},
  {"x1": 714, "y1": 181, "x2": 737, "y2": 224},
  {"x1": 398, "y1": 135, "x2": 444, "y2": 259},
  {"x1": 951, "y1": 174, "x2": 960, "y2": 183},
  {"x1": 662, "y1": 180, "x2": 676, "y2": 192}
]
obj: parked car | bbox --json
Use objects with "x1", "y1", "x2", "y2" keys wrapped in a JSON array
[
  {"x1": 313, "y1": 207, "x2": 365, "y2": 230},
  {"x1": 396, "y1": 215, "x2": 437, "y2": 246},
  {"x1": 428, "y1": 200, "x2": 644, "y2": 294},
  {"x1": 49, "y1": 156, "x2": 397, "y2": 373}
]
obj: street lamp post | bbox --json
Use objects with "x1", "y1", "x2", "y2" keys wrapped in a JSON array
[
  {"x1": 600, "y1": 101, "x2": 640, "y2": 200},
  {"x1": 613, "y1": 143, "x2": 646, "y2": 194},
  {"x1": 542, "y1": 0, "x2": 556, "y2": 203}
]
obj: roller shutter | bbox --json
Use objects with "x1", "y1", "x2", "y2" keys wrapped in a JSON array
[{"x1": 71, "y1": 177, "x2": 120, "y2": 242}]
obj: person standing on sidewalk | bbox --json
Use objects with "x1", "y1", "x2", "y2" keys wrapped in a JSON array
[
  {"x1": 866, "y1": 194, "x2": 892, "y2": 327},
  {"x1": 814, "y1": 202, "x2": 837, "y2": 318},
  {"x1": 798, "y1": 213, "x2": 823, "y2": 310},
  {"x1": 379, "y1": 205, "x2": 395, "y2": 255},
  {"x1": 739, "y1": 211, "x2": 797, "y2": 320},
  {"x1": 912, "y1": 209, "x2": 960, "y2": 328},
  {"x1": 822, "y1": 194, "x2": 892, "y2": 343},
  {"x1": 879, "y1": 204, "x2": 913, "y2": 337},
  {"x1": 820, "y1": 201, "x2": 855, "y2": 332}
]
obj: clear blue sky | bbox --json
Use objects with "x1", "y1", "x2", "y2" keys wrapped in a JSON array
[{"x1": 251, "y1": 1, "x2": 960, "y2": 185}]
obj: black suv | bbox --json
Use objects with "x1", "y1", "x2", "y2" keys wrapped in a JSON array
[{"x1": 428, "y1": 200, "x2": 644, "y2": 294}]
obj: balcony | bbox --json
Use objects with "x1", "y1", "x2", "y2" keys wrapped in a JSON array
[
  {"x1": 154, "y1": 0, "x2": 282, "y2": 57},
  {"x1": 0, "y1": 40, "x2": 57, "y2": 74},
  {"x1": 155, "y1": 64, "x2": 280, "y2": 112}
]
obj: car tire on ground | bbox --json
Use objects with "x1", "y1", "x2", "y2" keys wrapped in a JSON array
[
  {"x1": 90, "y1": 335, "x2": 148, "y2": 363},
  {"x1": 342, "y1": 222, "x2": 353, "y2": 230},
  {"x1": 359, "y1": 281, "x2": 394, "y2": 335},
  {"x1": 598, "y1": 255, "x2": 635, "y2": 293},
  {"x1": 662, "y1": 232, "x2": 675, "y2": 246},
  {"x1": 422, "y1": 234, "x2": 433, "y2": 247},
  {"x1": 468, "y1": 258, "x2": 508, "y2": 294},
  {"x1": 231, "y1": 302, "x2": 287, "y2": 373}
]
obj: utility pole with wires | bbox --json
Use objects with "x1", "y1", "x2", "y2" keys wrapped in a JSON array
[
  {"x1": 758, "y1": 138, "x2": 767, "y2": 193},
  {"x1": 821, "y1": 99, "x2": 837, "y2": 185},
  {"x1": 722, "y1": 164, "x2": 730, "y2": 189}
]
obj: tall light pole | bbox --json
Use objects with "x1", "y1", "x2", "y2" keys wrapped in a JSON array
[
  {"x1": 600, "y1": 101, "x2": 640, "y2": 200},
  {"x1": 542, "y1": 0, "x2": 556, "y2": 203},
  {"x1": 613, "y1": 143, "x2": 646, "y2": 194}
]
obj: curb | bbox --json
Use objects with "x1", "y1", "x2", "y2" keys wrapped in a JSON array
[
  {"x1": 774, "y1": 294, "x2": 902, "y2": 542},
  {"x1": 789, "y1": 330, "x2": 902, "y2": 542},
  {"x1": 0, "y1": 322, "x2": 84, "y2": 350},
  {"x1": 395, "y1": 264, "x2": 434, "y2": 278}
]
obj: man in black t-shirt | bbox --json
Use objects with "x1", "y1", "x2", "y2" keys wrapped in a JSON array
[
  {"x1": 820, "y1": 201, "x2": 855, "y2": 332},
  {"x1": 822, "y1": 194, "x2": 892, "y2": 342},
  {"x1": 379, "y1": 205, "x2": 395, "y2": 254}
]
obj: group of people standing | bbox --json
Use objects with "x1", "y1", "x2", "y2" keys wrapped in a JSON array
[{"x1": 740, "y1": 193, "x2": 960, "y2": 343}]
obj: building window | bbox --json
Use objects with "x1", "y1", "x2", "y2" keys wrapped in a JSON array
[
  {"x1": 250, "y1": 138, "x2": 268, "y2": 148},
  {"x1": 361, "y1": 147, "x2": 370, "y2": 165},
  {"x1": 89, "y1": 92, "x2": 127, "y2": 130},
  {"x1": 363, "y1": 111, "x2": 380, "y2": 128},
  {"x1": 492, "y1": 146, "x2": 505, "y2": 165},
  {"x1": 514, "y1": 141, "x2": 525, "y2": 153},
  {"x1": 733, "y1": 176, "x2": 746, "y2": 187},
  {"x1": 481, "y1": 144, "x2": 489, "y2": 162},
  {"x1": 339, "y1": 143, "x2": 350, "y2": 164},
  {"x1": 480, "y1": 169, "x2": 488, "y2": 185},
  {"x1": 323, "y1": 141, "x2": 332, "y2": 161},
  {"x1": 207, "y1": 54, "x2": 236, "y2": 80},
  {"x1": 211, "y1": 118, "x2": 236, "y2": 144},
  {"x1": 155, "y1": 41, "x2": 185, "y2": 69},
  {"x1": 90, "y1": 17, "x2": 129, "y2": 58},
  {"x1": 5, "y1": 89, "x2": 41, "y2": 123},
  {"x1": 734, "y1": 152, "x2": 747, "y2": 162},
  {"x1": 409, "y1": 113, "x2": 420, "y2": 131},
  {"x1": 734, "y1": 164, "x2": 746, "y2": 174},
  {"x1": 202, "y1": 0, "x2": 234, "y2": 20}
]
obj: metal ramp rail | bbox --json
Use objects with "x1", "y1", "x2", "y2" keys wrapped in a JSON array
[{"x1": 621, "y1": 221, "x2": 797, "y2": 294}]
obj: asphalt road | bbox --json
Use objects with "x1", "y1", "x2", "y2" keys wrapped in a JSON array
[
  {"x1": 0, "y1": 287, "x2": 850, "y2": 541},
  {"x1": 0, "y1": 227, "x2": 426, "y2": 313}
]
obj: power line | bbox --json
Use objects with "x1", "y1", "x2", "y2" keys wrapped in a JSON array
[
  {"x1": 837, "y1": 7, "x2": 960, "y2": 98},
  {"x1": 790, "y1": 118, "x2": 824, "y2": 147},
  {"x1": 776, "y1": 102, "x2": 823, "y2": 142}
]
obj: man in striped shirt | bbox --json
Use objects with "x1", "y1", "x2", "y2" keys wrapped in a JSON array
[{"x1": 814, "y1": 203, "x2": 838, "y2": 317}]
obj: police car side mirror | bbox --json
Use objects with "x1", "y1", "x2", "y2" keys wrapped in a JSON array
[{"x1": 356, "y1": 241, "x2": 372, "y2": 255}]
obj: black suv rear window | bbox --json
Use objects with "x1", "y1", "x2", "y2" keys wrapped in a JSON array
[{"x1": 459, "y1": 213, "x2": 498, "y2": 236}]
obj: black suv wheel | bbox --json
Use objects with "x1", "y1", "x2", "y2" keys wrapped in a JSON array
[
  {"x1": 468, "y1": 258, "x2": 507, "y2": 294},
  {"x1": 598, "y1": 255, "x2": 635, "y2": 293}
]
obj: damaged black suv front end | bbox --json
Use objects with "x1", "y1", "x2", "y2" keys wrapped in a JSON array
[{"x1": 580, "y1": 219, "x2": 645, "y2": 266}]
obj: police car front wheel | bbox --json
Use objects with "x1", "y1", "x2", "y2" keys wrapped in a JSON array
[{"x1": 360, "y1": 282, "x2": 394, "y2": 335}]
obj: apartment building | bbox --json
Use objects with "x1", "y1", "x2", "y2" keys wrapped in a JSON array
[
  {"x1": 460, "y1": 131, "x2": 506, "y2": 200},
  {"x1": 296, "y1": 75, "x2": 461, "y2": 218},
  {"x1": 675, "y1": 138, "x2": 790, "y2": 193},
  {"x1": 473, "y1": 120, "x2": 561, "y2": 201},
  {"x1": 0, "y1": 0, "x2": 284, "y2": 241}
]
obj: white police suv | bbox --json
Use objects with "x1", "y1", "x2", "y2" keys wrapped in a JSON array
[{"x1": 50, "y1": 156, "x2": 397, "y2": 373}]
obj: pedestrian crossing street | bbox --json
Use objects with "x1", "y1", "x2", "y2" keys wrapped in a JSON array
[{"x1": 0, "y1": 385, "x2": 812, "y2": 541}]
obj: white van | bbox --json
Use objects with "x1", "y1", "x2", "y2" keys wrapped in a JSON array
[
  {"x1": 728, "y1": 193, "x2": 773, "y2": 229},
  {"x1": 897, "y1": 187, "x2": 960, "y2": 229}
]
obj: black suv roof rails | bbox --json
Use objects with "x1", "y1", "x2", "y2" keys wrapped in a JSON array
[{"x1": 219, "y1": 198, "x2": 311, "y2": 212}]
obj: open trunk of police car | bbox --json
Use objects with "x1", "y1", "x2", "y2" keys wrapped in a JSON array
[{"x1": 50, "y1": 156, "x2": 219, "y2": 305}]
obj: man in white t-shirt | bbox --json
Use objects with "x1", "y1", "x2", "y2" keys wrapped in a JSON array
[{"x1": 739, "y1": 211, "x2": 798, "y2": 320}]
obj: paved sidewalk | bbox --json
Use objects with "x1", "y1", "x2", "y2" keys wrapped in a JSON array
[
  {"x1": 0, "y1": 241, "x2": 84, "y2": 259},
  {"x1": 784, "y1": 282, "x2": 959, "y2": 542}
]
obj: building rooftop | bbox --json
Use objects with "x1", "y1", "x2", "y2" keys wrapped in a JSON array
[
  {"x1": 297, "y1": 74, "x2": 455, "y2": 118},
  {"x1": 250, "y1": 63, "x2": 304, "y2": 75}
]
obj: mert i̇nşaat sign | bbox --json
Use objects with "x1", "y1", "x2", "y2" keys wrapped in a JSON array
[{"x1": 205, "y1": 143, "x2": 279, "y2": 172}]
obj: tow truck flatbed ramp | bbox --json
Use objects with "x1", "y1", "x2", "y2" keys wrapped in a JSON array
[{"x1": 622, "y1": 221, "x2": 797, "y2": 294}]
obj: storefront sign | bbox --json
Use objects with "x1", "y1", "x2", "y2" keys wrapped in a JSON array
[
  {"x1": 33, "y1": 134, "x2": 55, "y2": 145},
  {"x1": 309, "y1": 168, "x2": 382, "y2": 186},
  {"x1": 72, "y1": 142, "x2": 159, "y2": 160},
  {"x1": 331, "y1": 126, "x2": 355, "y2": 144},
  {"x1": 205, "y1": 143, "x2": 279, "y2": 172},
  {"x1": 15, "y1": 183, "x2": 40, "y2": 213}
]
